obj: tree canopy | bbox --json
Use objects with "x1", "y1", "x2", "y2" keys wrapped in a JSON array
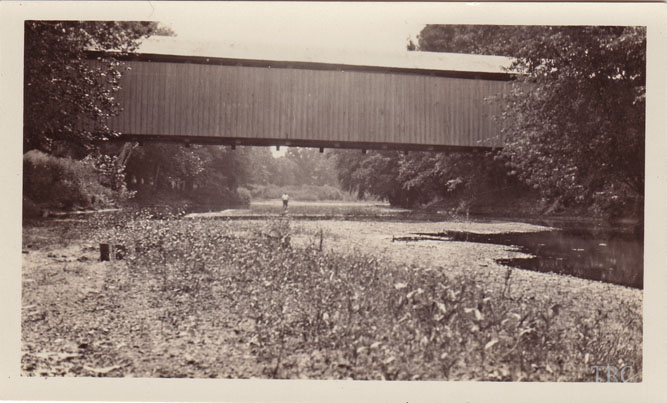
[
  {"x1": 331, "y1": 149, "x2": 521, "y2": 210},
  {"x1": 24, "y1": 21, "x2": 161, "y2": 155},
  {"x1": 337, "y1": 26, "x2": 645, "y2": 216},
  {"x1": 415, "y1": 25, "x2": 645, "y2": 215}
]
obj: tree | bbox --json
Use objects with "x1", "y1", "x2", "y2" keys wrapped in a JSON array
[
  {"x1": 413, "y1": 25, "x2": 532, "y2": 56},
  {"x1": 332, "y1": 150, "x2": 410, "y2": 205},
  {"x1": 124, "y1": 143, "x2": 252, "y2": 205},
  {"x1": 415, "y1": 25, "x2": 645, "y2": 215},
  {"x1": 24, "y1": 21, "x2": 160, "y2": 155},
  {"x1": 397, "y1": 151, "x2": 517, "y2": 207},
  {"x1": 240, "y1": 147, "x2": 275, "y2": 185},
  {"x1": 284, "y1": 148, "x2": 339, "y2": 186},
  {"x1": 331, "y1": 149, "x2": 521, "y2": 209}
]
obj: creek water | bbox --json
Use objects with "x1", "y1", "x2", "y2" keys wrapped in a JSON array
[{"x1": 417, "y1": 223, "x2": 643, "y2": 289}]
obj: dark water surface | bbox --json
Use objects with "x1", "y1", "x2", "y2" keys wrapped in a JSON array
[{"x1": 417, "y1": 224, "x2": 643, "y2": 289}]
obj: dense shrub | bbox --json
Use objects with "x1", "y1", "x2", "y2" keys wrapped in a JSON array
[
  {"x1": 235, "y1": 187, "x2": 252, "y2": 205},
  {"x1": 23, "y1": 150, "x2": 133, "y2": 215}
]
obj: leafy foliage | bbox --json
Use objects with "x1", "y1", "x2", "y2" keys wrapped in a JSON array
[
  {"x1": 23, "y1": 150, "x2": 133, "y2": 214},
  {"x1": 123, "y1": 143, "x2": 251, "y2": 208},
  {"x1": 22, "y1": 214, "x2": 642, "y2": 380},
  {"x1": 415, "y1": 25, "x2": 645, "y2": 216},
  {"x1": 24, "y1": 21, "x2": 159, "y2": 154},
  {"x1": 343, "y1": 26, "x2": 645, "y2": 216},
  {"x1": 332, "y1": 151, "x2": 406, "y2": 205},
  {"x1": 123, "y1": 145, "x2": 346, "y2": 208},
  {"x1": 280, "y1": 148, "x2": 340, "y2": 186},
  {"x1": 331, "y1": 150, "x2": 524, "y2": 210},
  {"x1": 235, "y1": 147, "x2": 340, "y2": 188}
]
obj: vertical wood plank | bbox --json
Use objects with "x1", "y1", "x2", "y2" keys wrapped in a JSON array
[{"x1": 107, "y1": 60, "x2": 512, "y2": 148}]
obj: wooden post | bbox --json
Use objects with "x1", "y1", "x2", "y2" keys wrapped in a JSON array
[
  {"x1": 319, "y1": 229, "x2": 323, "y2": 252},
  {"x1": 100, "y1": 244, "x2": 126, "y2": 261},
  {"x1": 100, "y1": 243, "x2": 111, "y2": 261}
]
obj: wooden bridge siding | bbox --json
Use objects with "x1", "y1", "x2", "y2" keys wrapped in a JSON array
[{"x1": 108, "y1": 60, "x2": 510, "y2": 148}]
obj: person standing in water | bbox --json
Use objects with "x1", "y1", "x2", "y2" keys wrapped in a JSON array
[{"x1": 282, "y1": 193, "x2": 289, "y2": 210}]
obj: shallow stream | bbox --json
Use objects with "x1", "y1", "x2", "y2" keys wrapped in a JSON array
[{"x1": 414, "y1": 223, "x2": 643, "y2": 289}]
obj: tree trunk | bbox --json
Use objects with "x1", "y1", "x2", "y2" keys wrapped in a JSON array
[
  {"x1": 115, "y1": 142, "x2": 139, "y2": 172},
  {"x1": 153, "y1": 164, "x2": 161, "y2": 189},
  {"x1": 542, "y1": 196, "x2": 562, "y2": 216}
]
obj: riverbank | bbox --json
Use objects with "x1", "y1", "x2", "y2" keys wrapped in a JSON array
[
  {"x1": 21, "y1": 212, "x2": 642, "y2": 380},
  {"x1": 289, "y1": 219, "x2": 642, "y2": 310}
]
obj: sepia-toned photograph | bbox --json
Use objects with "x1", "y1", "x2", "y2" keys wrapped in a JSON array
[{"x1": 3, "y1": 1, "x2": 666, "y2": 401}]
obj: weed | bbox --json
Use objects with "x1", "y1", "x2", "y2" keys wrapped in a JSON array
[{"x1": 22, "y1": 214, "x2": 642, "y2": 380}]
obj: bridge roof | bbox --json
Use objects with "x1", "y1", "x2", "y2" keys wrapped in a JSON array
[{"x1": 122, "y1": 37, "x2": 515, "y2": 78}]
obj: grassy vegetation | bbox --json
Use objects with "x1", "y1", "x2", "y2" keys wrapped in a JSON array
[
  {"x1": 21, "y1": 210, "x2": 642, "y2": 380},
  {"x1": 244, "y1": 184, "x2": 359, "y2": 202}
]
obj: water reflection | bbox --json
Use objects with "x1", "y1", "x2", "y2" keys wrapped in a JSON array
[{"x1": 420, "y1": 227, "x2": 643, "y2": 289}]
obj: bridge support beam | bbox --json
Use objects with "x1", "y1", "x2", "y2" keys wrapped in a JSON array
[{"x1": 107, "y1": 134, "x2": 499, "y2": 154}]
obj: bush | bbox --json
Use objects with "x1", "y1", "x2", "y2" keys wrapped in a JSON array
[
  {"x1": 23, "y1": 150, "x2": 130, "y2": 215},
  {"x1": 235, "y1": 187, "x2": 252, "y2": 205}
]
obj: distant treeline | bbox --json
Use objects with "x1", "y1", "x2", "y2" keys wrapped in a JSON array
[
  {"x1": 122, "y1": 144, "x2": 342, "y2": 208},
  {"x1": 329, "y1": 149, "x2": 541, "y2": 216},
  {"x1": 23, "y1": 143, "x2": 347, "y2": 215}
]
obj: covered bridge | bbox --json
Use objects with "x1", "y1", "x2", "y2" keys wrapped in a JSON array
[{"x1": 95, "y1": 38, "x2": 515, "y2": 152}]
